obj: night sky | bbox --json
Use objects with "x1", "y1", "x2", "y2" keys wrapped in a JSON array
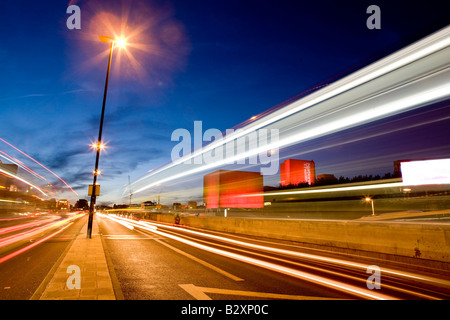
[{"x1": 0, "y1": 0, "x2": 449, "y2": 205}]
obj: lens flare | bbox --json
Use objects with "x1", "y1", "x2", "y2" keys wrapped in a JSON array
[
  {"x1": 115, "y1": 37, "x2": 127, "y2": 48},
  {"x1": 69, "y1": 1, "x2": 190, "y2": 86}
]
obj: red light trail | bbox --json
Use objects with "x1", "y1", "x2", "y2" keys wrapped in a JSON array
[
  {"x1": 0, "y1": 213, "x2": 85, "y2": 264},
  {"x1": 0, "y1": 138, "x2": 78, "y2": 196}
]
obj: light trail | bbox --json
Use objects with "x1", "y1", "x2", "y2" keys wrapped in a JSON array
[
  {"x1": 278, "y1": 110, "x2": 450, "y2": 170},
  {"x1": 0, "y1": 167, "x2": 48, "y2": 196},
  {"x1": 0, "y1": 222, "x2": 74, "y2": 265},
  {"x1": 0, "y1": 213, "x2": 85, "y2": 248},
  {"x1": 104, "y1": 214, "x2": 450, "y2": 299},
  {"x1": 0, "y1": 138, "x2": 78, "y2": 196},
  {"x1": 112, "y1": 215, "x2": 450, "y2": 288},
  {"x1": 0, "y1": 214, "x2": 33, "y2": 221},
  {"x1": 101, "y1": 213, "x2": 135, "y2": 230},
  {"x1": 130, "y1": 25, "x2": 450, "y2": 195},
  {"x1": 104, "y1": 214, "x2": 397, "y2": 299},
  {"x1": 0, "y1": 150, "x2": 48, "y2": 182},
  {"x1": 0, "y1": 199, "x2": 22, "y2": 204},
  {"x1": 0, "y1": 216, "x2": 60, "y2": 235},
  {"x1": 133, "y1": 78, "x2": 450, "y2": 194},
  {"x1": 243, "y1": 181, "x2": 406, "y2": 197}
]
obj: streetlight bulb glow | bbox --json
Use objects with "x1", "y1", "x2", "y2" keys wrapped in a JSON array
[
  {"x1": 90, "y1": 142, "x2": 105, "y2": 150},
  {"x1": 99, "y1": 35, "x2": 127, "y2": 48},
  {"x1": 115, "y1": 38, "x2": 127, "y2": 48}
]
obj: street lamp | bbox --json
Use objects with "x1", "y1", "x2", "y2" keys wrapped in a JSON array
[
  {"x1": 365, "y1": 197, "x2": 375, "y2": 216},
  {"x1": 86, "y1": 35, "x2": 126, "y2": 239}
]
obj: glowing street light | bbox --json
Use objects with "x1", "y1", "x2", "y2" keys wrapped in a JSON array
[
  {"x1": 87, "y1": 36, "x2": 127, "y2": 239},
  {"x1": 90, "y1": 142, "x2": 106, "y2": 151},
  {"x1": 115, "y1": 37, "x2": 127, "y2": 48},
  {"x1": 365, "y1": 197, "x2": 375, "y2": 216}
]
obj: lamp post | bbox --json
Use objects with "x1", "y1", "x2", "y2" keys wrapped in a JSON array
[
  {"x1": 86, "y1": 36, "x2": 126, "y2": 239},
  {"x1": 365, "y1": 197, "x2": 375, "y2": 216}
]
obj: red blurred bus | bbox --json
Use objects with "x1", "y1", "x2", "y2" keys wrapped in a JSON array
[{"x1": 57, "y1": 199, "x2": 70, "y2": 211}]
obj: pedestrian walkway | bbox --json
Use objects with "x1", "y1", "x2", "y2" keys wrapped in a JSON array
[{"x1": 31, "y1": 215, "x2": 117, "y2": 300}]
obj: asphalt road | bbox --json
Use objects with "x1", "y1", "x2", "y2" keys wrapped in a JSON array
[
  {"x1": 0, "y1": 212, "x2": 86, "y2": 300},
  {"x1": 99, "y1": 215, "x2": 351, "y2": 300},
  {"x1": 97, "y1": 214, "x2": 450, "y2": 300},
  {"x1": 1, "y1": 211, "x2": 449, "y2": 301}
]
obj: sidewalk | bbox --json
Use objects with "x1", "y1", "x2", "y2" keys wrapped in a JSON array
[{"x1": 32, "y1": 215, "x2": 117, "y2": 300}]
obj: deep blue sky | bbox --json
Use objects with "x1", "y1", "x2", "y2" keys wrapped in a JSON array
[{"x1": 0, "y1": 0, "x2": 449, "y2": 204}]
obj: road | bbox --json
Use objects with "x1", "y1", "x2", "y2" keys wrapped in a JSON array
[
  {"x1": 0, "y1": 210, "x2": 449, "y2": 300},
  {"x1": 98, "y1": 213, "x2": 450, "y2": 300},
  {"x1": 0, "y1": 211, "x2": 86, "y2": 299}
]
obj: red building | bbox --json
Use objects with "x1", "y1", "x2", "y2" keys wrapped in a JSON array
[
  {"x1": 203, "y1": 170, "x2": 263, "y2": 209},
  {"x1": 280, "y1": 159, "x2": 315, "y2": 186}
]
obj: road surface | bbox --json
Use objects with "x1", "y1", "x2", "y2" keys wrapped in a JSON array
[{"x1": 98, "y1": 213, "x2": 450, "y2": 300}]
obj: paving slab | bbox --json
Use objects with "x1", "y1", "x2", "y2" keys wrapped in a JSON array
[{"x1": 32, "y1": 215, "x2": 117, "y2": 300}]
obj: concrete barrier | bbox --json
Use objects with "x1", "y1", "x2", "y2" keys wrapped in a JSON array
[{"x1": 177, "y1": 216, "x2": 450, "y2": 262}]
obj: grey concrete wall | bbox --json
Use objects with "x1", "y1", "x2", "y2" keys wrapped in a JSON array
[{"x1": 177, "y1": 216, "x2": 450, "y2": 263}]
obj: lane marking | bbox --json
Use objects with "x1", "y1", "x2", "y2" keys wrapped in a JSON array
[
  {"x1": 179, "y1": 284, "x2": 212, "y2": 300},
  {"x1": 179, "y1": 283, "x2": 342, "y2": 300},
  {"x1": 108, "y1": 216, "x2": 396, "y2": 299},
  {"x1": 133, "y1": 228, "x2": 243, "y2": 282},
  {"x1": 103, "y1": 234, "x2": 163, "y2": 240},
  {"x1": 154, "y1": 238, "x2": 244, "y2": 282},
  {"x1": 102, "y1": 217, "x2": 245, "y2": 282},
  {"x1": 160, "y1": 231, "x2": 441, "y2": 299},
  {"x1": 140, "y1": 219, "x2": 450, "y2": 288}
]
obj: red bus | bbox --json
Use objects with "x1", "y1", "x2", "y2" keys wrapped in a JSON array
[{"x1": 57, "y1": 199, "x2": 70, "y2": 211}]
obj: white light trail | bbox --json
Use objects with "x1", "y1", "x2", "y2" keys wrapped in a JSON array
[
  {"x1": 0, "y1": 199, "x2": 22, "y2": 204},
  {"x1": 0, "y1": 151, "x2": 48, "y2": 182},
  {"x1": 0, "y1": 167, "x2": 48, "y2": 196},
  {"x1": 104, "y1": 214, "x2": 395, "y2": 299},
  {"x1": 132, "y1": 27, "x2": 450, "y2": 181},
  {"x1": 246, "y1": 181, "x2": 406, "y2": 197},
  {"x1": 108, "y1": 215, "x2": 450, "y2": 295},
  {"x1": 0, "y1": 138, "x2": 78, "y2": 196},
  {"x1": 133, "y1": 78, "x2": 450, "y2": 194},
  {"x1": 101, "y1": 213, "x2": 135, "y2": 230},
  {"x1": 131, "y1": 26, "x2": 450, "y2": 195}
]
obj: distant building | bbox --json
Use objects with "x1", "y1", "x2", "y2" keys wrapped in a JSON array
[
  {"x1": 188, "y1": 201, "x2": 197, "y2": 209},
  {"x1": 172, "y1": 202, "x2": 182, "y2": 210},
  {"x1": 203, "y1": 170, "x2": 263, "y2": 209},
  {"x1": 141, "y1": 201, "x2": 156, "y2": 209},
  {"x1": 280, "y1": 159, "x2": 315, "y2": 186},
  {"x1": 0, "y1": 160, "x2": 19, "y2": 191},
  {"x1": 74, "y1": 199, "x2": 89, "y2": 210}
]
